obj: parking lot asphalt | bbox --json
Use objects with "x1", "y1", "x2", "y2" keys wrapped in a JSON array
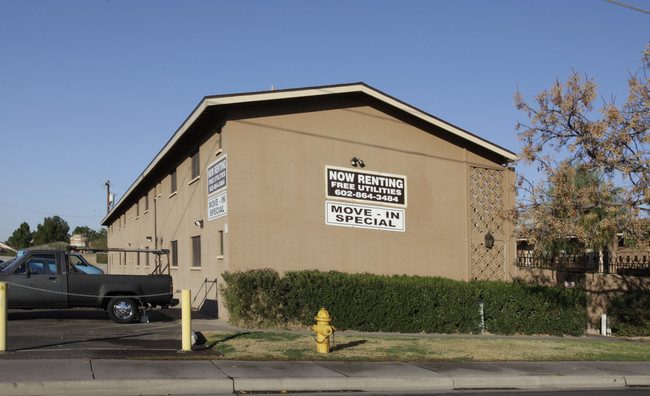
[
  {"x1": 2, "y1": 308, "x2": 227, "y2": 359},
  {"x1": 1, "y1": 308, "x2": 650, "y2": 395}
]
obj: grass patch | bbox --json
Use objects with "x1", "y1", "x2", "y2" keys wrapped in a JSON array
[{"x1": 203, "y1": 331, "x2": 650, "y2": 362}]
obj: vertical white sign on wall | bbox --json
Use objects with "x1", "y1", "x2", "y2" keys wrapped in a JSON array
[
  {"x1": 207, "y1": 155, "x2": 227, "y2": 195},
  {"x1": 207, "y1": 155, "x2": 227, "y2": 221}
]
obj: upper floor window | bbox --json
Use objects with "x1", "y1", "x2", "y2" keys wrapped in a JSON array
[
  {"x1": 191, "y1": 150, "x2": 200, "y2": 179},
  {"x1": 170, "y1": 169, "x2": 177, "y2": 194}
]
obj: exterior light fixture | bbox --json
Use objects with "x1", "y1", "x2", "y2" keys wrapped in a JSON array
[
  {"x1": 350, "y1": 157, "x2": 365, "y2": 168},
  {"x1": 146, "y1": 236, "x2": 153, "y2": 242},
  {"x1": 194, "y1": 220, "x2": 204, "y2": 228},
  {"x1": 484, "y1": 232, "x2": 494, "y2": 249}
]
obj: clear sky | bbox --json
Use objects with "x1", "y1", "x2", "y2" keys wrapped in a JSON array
[{"x1": 1, "y1": 0, "x2": 648, "y2": 242}]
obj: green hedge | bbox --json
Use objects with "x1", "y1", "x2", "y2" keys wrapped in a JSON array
[
  {"x1": 222, "y1": 270, "x2": 588, "y2": 336},
  {"x1": 608, "y1": 292, "x2": 650, "y2": 336}
]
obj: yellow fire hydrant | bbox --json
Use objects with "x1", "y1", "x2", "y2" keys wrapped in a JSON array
[{"x1": 312, "y1": 308, "x2": 336, "y2": 354}]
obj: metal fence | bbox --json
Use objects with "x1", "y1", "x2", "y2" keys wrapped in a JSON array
[{"x1": 516, "y1": 250, "x2": 650, "y2": 277}]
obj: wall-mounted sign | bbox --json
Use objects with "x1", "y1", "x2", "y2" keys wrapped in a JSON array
[
  {"x1": 208, "y1": 190, "x2": 227, "y2": 220},
  {"x1": 325, "y1": 166, "x2": 406, "y2": 206},
  {"x1": 207, "y1": 155, "x2": 227, "y2": 195},
  {"x1": 326, "y1": 201, "x2": 405, "y2": 232}
]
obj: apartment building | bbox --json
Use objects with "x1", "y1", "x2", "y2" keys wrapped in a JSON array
[{"x1": 101, "y1": 83, "x2": 518, "y2": 317}]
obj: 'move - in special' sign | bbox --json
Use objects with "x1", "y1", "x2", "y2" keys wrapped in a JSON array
[
  {"x1": 208, "y1": 190, "x2": 227, "y2": 221},
  {"x1": 326, "y1": 166, "x2": 406, "y2": 206},
  {"x1": 326, "y1": 201, "x2": 405, "y2": 232},
  {"x1": 207, "y1": 155, "x2": 227, "y2": 195}
]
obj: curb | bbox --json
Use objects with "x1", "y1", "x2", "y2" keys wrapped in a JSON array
[
  {"x1": 453, "y1": 375, "x2": 627, "y2": 390},
  {"x1": 0, "y1": 378, "x2": 233, "y2": 396},
  {"x1": 2, "y1": 375, "x2": 649, "y2": 396},
  {"x1": 626, "y1": 375, "x2": 650, "y2": 387},
  {"x1": 233, "y1": 376, "x2": 455, "y2": 393}
]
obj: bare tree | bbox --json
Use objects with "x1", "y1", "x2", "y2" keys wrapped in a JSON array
[{"x1": 513, "y1": 43, "x2": 650, "y2": 247}]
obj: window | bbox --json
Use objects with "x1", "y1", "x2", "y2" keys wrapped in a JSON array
[
  {"x1": 171, "y1": 240, "x2": 178, "y2": 267},
  {"x1": 16, "y1": 254, "x2": 57, "y2": 274},
  {"x1": 218, "y1": 230, "x2": 224, "y2": 257},
  {"x1": 170, "y1": 169, "x2": 177, "y2": 194},
  {"x1": 191, "y1": 150, "x2": 200, "y2": 179},
  {"x1": 136, "y1": 201, "x2": 140, "y2": 217},
  {"x1": 145, "y1": 193, "x2": 149, "y2": 212},
  {"x1": 191, "y1": 236, "x2": 201, "y2": 267}
]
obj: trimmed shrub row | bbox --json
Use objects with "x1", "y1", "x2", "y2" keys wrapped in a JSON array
[
  {"x1": 222, "y1": 269, "x2": 588, "y2": 336},
  {"x1": 608, "y1": 292, "x2": 650, "y2": 336}
]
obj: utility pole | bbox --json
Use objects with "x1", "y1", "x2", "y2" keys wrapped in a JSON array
[{"x1": 104, "y1": 180, "x2": 111, "y2": 214}]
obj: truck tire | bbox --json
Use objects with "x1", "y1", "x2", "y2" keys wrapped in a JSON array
[{"x1": 107, "y1": 297, "x2": 139, "y2": 324}]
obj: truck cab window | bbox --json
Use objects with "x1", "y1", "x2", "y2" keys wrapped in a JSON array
[{"x1": 14, "y1": 254, "x2": 57, "y2": 275}]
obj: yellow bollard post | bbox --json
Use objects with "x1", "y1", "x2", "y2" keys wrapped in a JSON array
[
  {"x1": 181, "y1": 289, "x2": 192, "y2": 351},
  {"x1": 0, "y1": 282, "x2": 7, "y2": 352}
]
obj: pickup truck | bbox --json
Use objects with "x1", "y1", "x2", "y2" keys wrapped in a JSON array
[{"x1": 0, "y1": 249, "x2": 177, "y2": 323}]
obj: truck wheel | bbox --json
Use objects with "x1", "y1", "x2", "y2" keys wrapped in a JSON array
[{"x1": 107, "y1": 297, "x2": 139, "y2": 324}]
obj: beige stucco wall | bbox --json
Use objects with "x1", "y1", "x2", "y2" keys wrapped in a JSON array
[
  {"x1": 228, "y1": 106, "x2": 475, "y2": 279},
  {"x1": 107, "y1": 103, "x2": 515, "y2": 318}
]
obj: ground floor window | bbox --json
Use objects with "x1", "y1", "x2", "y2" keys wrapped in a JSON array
[
  {"x1": 171, "y1": 240, "x2": 178, "y2": 267},
  {"x1": 218, "y1": 231, "x2": 224, "y2": 256},
  {"x1": 191, "y1": 236, "x2": 201, "y2": 267}
]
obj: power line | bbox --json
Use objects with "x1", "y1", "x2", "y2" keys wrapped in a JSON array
[
  {"x1": 604, "y1": 0, "x2": 650, "y2": 15},
  {"x1": 0, "y1": 202, "x2": 99, "y2": 218}
]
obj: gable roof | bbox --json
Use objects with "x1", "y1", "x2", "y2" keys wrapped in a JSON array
[{"x1": 102, "y1": 83, "x2": 517, "y2": 225}]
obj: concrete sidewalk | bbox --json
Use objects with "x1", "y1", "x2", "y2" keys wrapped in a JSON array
[{"x1": 0, "y1": 359, "x2": 649, "y2": 395}]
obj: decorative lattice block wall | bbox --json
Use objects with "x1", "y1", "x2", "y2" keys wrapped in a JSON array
[{"x1": 469, "y1": 167, "x2": 505, "y2": 280}]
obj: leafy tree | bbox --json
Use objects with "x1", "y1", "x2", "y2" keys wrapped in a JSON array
[
  {"x1": 72, "y1": 225, "x2": 107, "y2": 263},
  {"x1": 32, "y1": 216, "x2": 70, "y2": 246},
  {"x1": 520, "y1": 163, "x2": 627, "y2": 254},
  {"x1": 6, "y1": 222, "x2": 32, "y2": 249},
  {"x1": 72, "y1": 226, "x2": 93, "y2": 239},
  {"x1": 513, "y1": 42, "x2": 650, "y2": 247},
  {"x1": 72, "y1": 226, "x2": 106, "y2": 243},
  {"x1": 90, "y1": 228, "x2": 107, "y2": 250}
]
